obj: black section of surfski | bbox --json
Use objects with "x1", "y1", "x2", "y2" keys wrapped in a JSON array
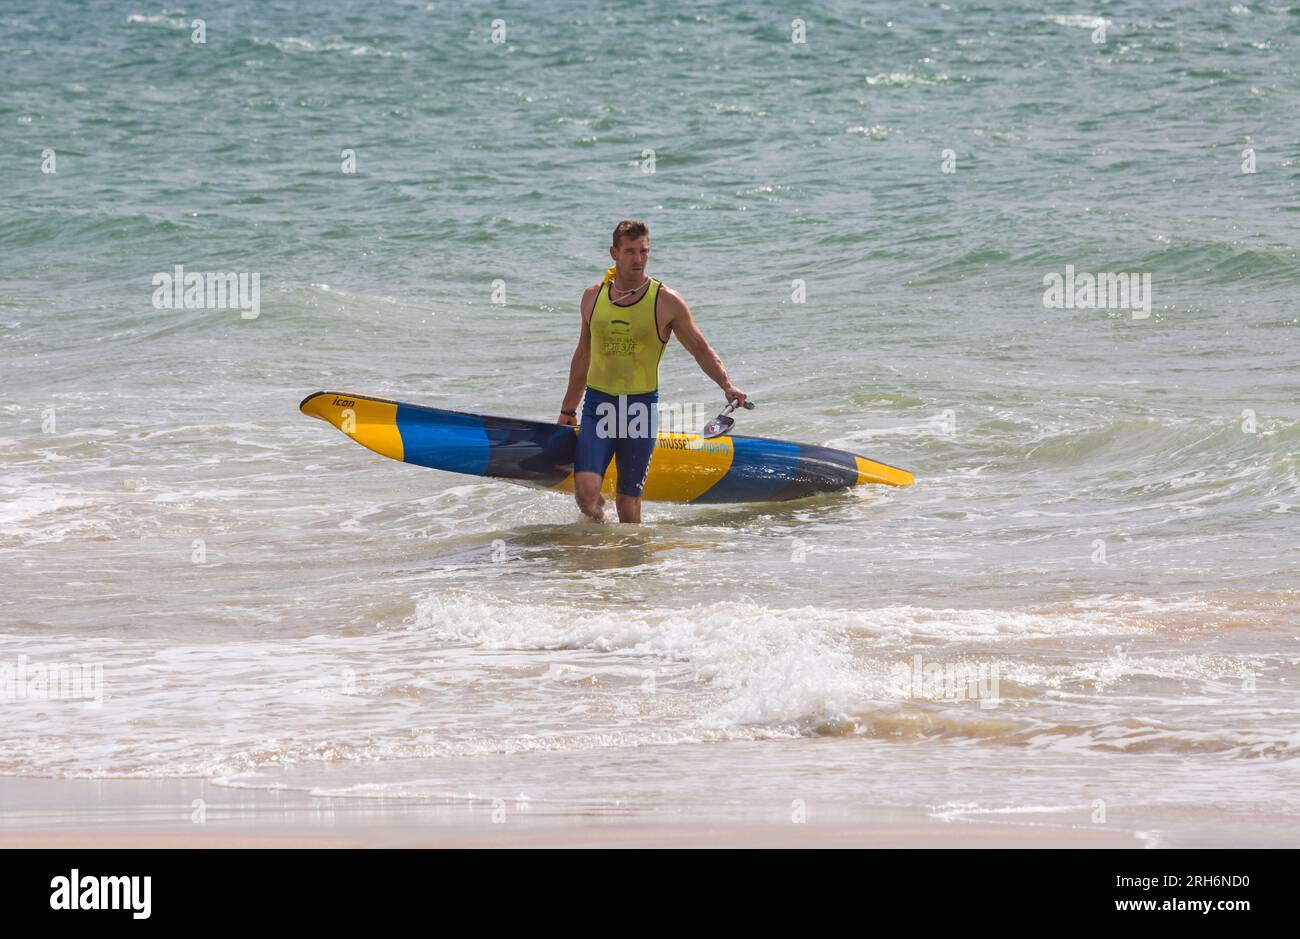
[
  {"x1": 482, "y1": 420, "x2": 577, "y2": 485},
  {"x1": 771, "y1": 442, "x2": 862, "y2": 500}
]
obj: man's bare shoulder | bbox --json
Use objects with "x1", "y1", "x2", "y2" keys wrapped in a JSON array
[
  {"x1": 579, "y1": 282, "x2": 602, "y2": 316},
  {"x1": 657, "y1": 284, "x2": 690, "y2": 317}
]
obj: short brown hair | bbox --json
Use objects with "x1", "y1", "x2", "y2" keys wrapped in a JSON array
[{"x1": 612, "y1": 220, "x2": 649, "y2": 248}]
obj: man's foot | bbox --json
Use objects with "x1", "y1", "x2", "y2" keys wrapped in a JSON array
[{"x1": 579, "y1": 493, "x2": 609, "y2": 523}]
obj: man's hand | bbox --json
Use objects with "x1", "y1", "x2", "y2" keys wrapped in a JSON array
[
  {"x1": 558, "y1": 412, "x2": 578, "y2": 426},
  {"x1": 721, "y1": 385, "x2": 748, "y2": 409}
]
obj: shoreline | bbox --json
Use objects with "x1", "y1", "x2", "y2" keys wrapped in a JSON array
[{"x1": 0, "y1": 776, "x2": 1149, "y2": 848}]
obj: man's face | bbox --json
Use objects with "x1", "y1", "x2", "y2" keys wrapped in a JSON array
[{"x1": 611, "y1": 236, "x2": 650, "y2": 275}]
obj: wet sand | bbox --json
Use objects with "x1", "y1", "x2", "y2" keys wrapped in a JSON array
[{"x1": 0, "y1": 776, "x2": 1145, "y2": 848}]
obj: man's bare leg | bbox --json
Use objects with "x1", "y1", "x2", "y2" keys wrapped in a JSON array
[
  {"x1": 574, "y1": 471, "x2": 608, "y2": 522},
  {"x1": 615, "y1": 493, "x2": 642, "y2": 524}
]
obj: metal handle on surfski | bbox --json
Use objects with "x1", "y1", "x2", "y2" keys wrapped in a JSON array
[{"x1": 719, "y1": 399, "x2": 755, "y2": 419}]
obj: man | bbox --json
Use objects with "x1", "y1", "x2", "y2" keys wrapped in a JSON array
[{"x1": 558, "y1": 220, "x2": 748, "y2": 523}]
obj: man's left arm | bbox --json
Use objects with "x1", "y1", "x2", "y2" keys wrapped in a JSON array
[{"x1": 662, "y1": 289, "x2": 748, "y2": 407}]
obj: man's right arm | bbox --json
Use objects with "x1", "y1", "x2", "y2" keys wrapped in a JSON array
[{"x1": 558, "y1": 284, "x2": 599, "y2": 425}]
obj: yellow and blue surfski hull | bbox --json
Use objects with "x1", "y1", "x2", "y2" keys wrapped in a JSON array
[{"x1": 299, "y1": 391, "x2": 913, "y2": 503}]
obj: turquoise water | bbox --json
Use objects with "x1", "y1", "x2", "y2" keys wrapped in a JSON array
[{"x1": 1, "y1": 2, "x2": 1297, "y2": 844}]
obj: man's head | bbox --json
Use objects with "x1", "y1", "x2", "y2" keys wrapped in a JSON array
[{"x1": 610, "y1": 220, "x2": 650, "y2": 279}]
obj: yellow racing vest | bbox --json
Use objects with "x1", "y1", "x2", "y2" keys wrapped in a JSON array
[{"x1": 586, "y1": 272, "x2": 667, "y2": 395}]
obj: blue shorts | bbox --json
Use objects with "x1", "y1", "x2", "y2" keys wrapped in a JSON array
[{"x1": 574, "y1": 387, "x2": 660, "y2": 497}]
